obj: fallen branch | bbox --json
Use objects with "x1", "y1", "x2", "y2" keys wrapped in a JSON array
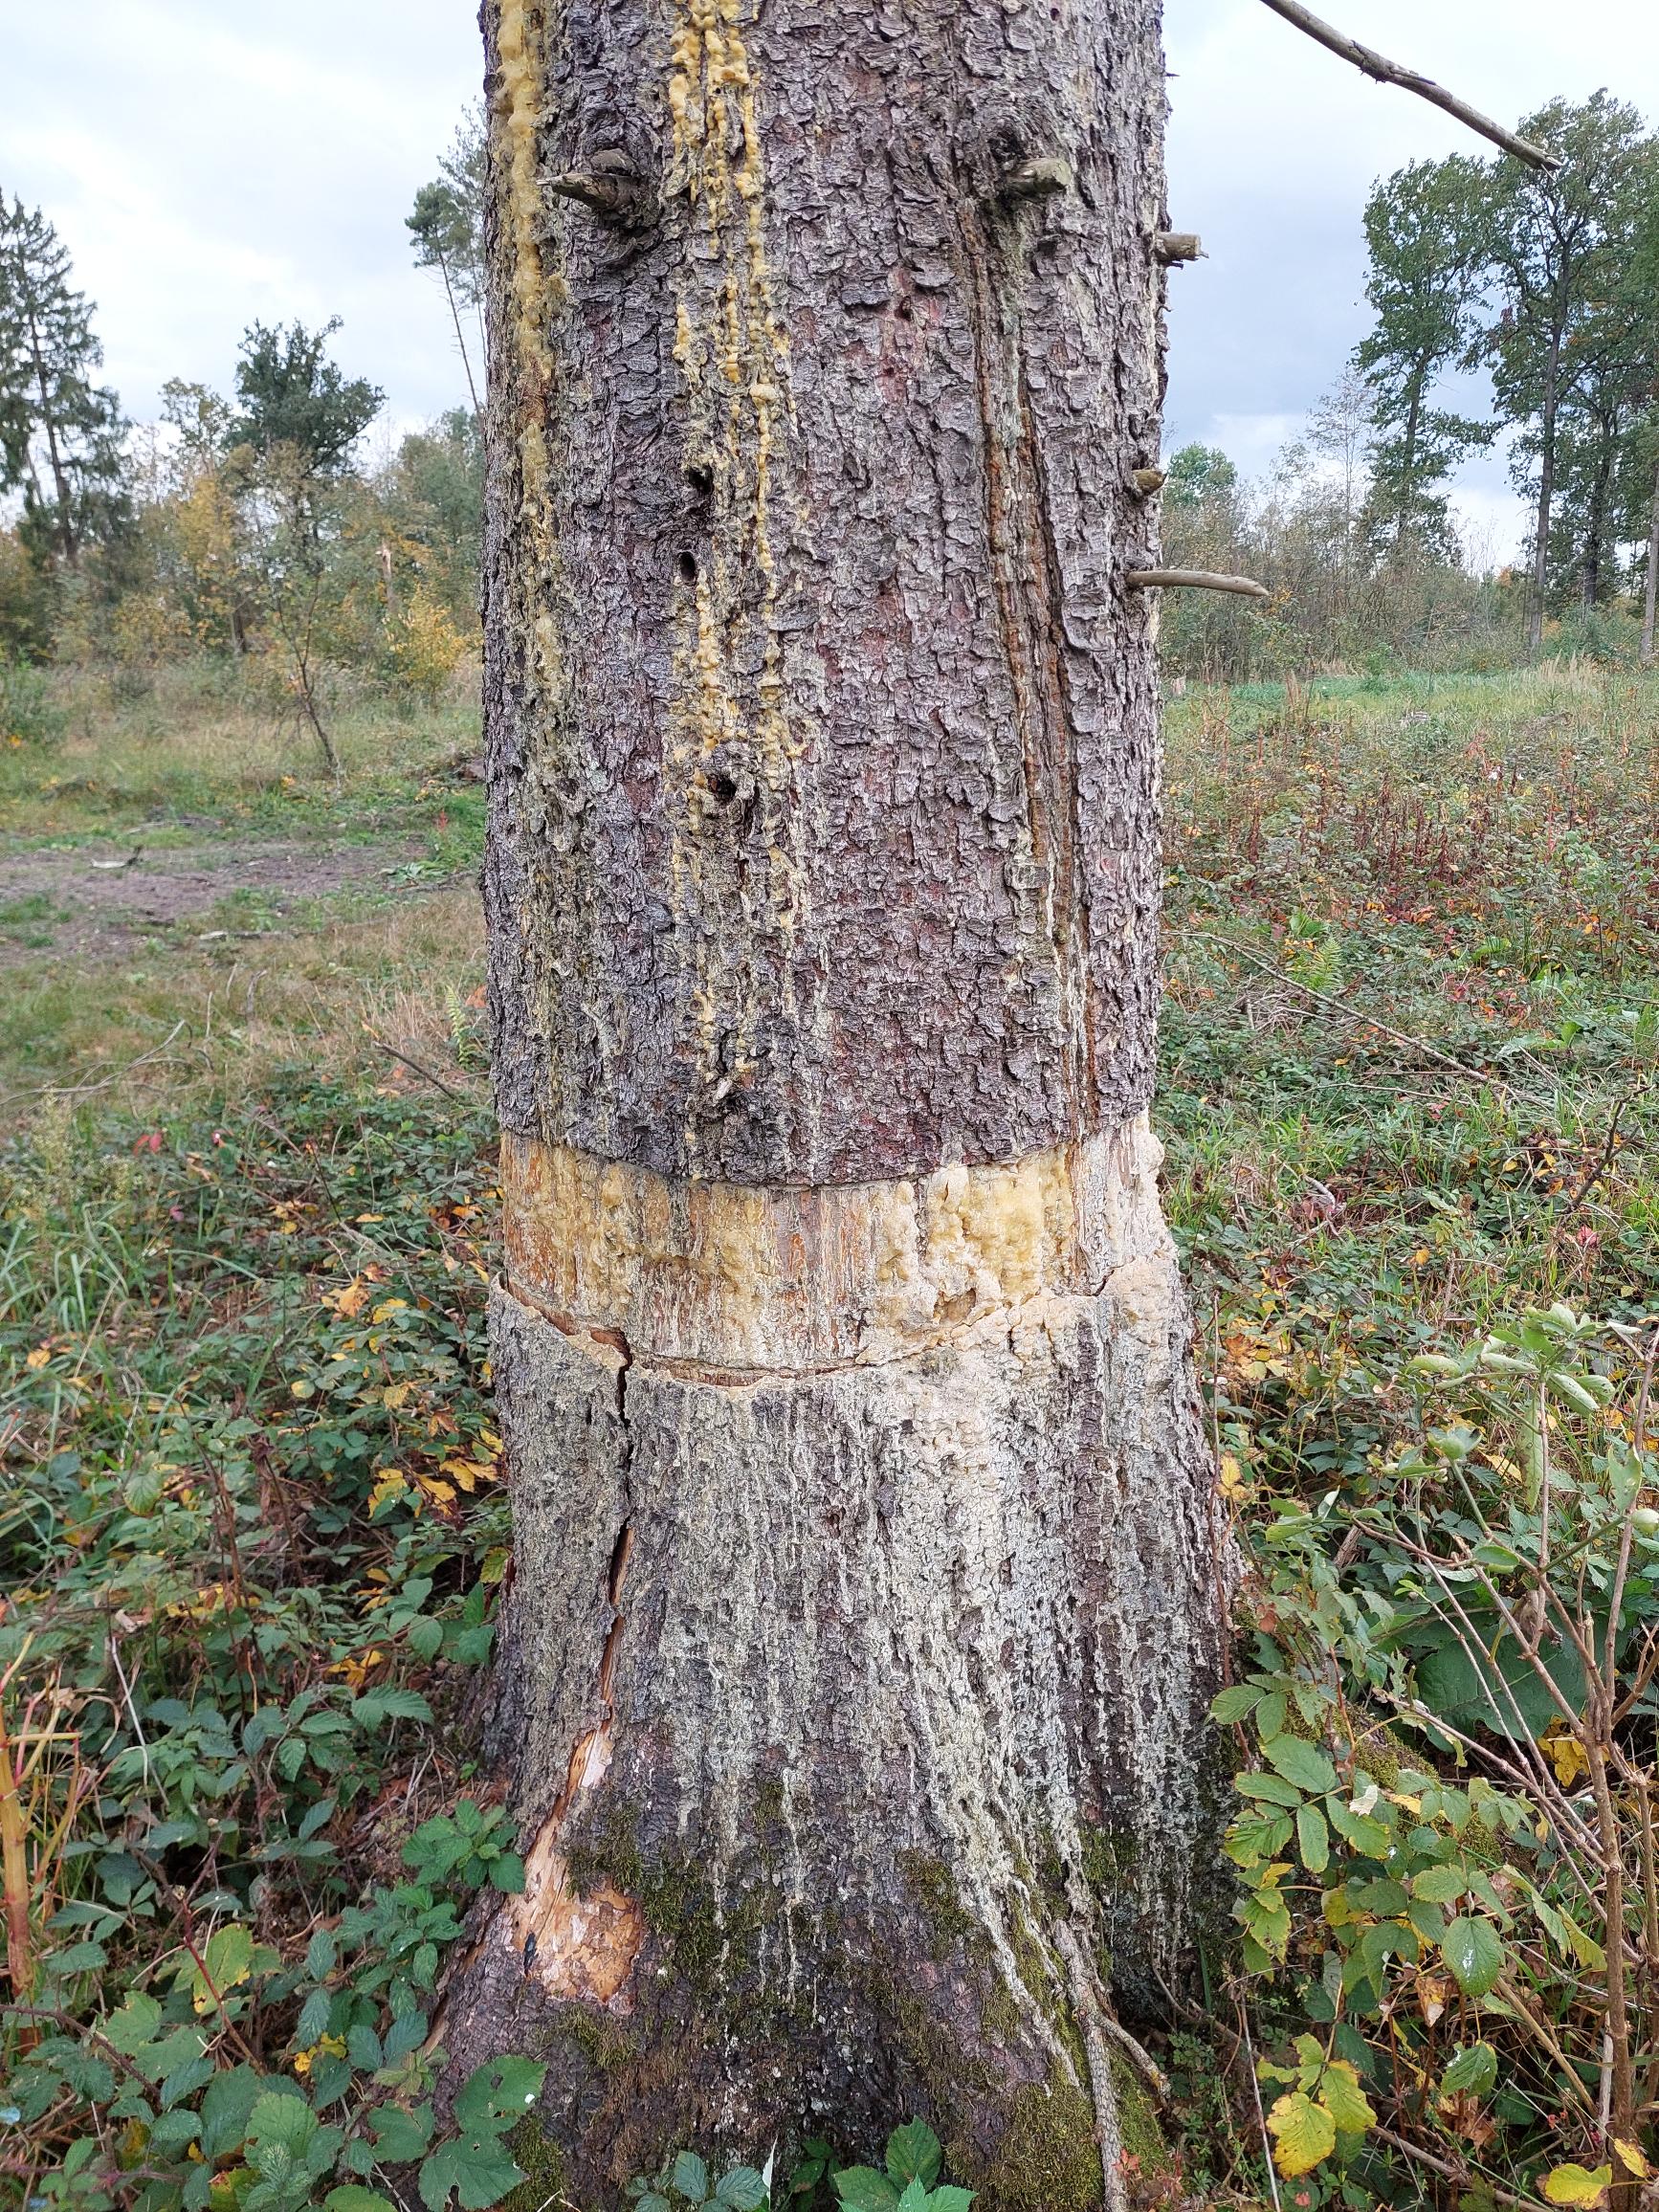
[
  {"x1": 1127, "y1": 568, "x2": 1270, "y2": 600},
  {"x1": 369, "y1": 1037, "x2": 475, "y2": 1100},
  {"x1": 1256, "y1": 0, "x2": 1559, "y2": 169},
  {"x1": 1185, "y1": 928, "x2": 1504, "y2": 1089}
]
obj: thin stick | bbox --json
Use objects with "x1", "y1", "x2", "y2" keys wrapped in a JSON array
[
  {"x1": 369, "y1": 1037, "x2": 474, "y2": 1099},
  {"x1": 1186, "y1": 929, "x2": 1504, "y2": 1089},
  {"x1": 1255, "y1": 0, "x2": 1559, "y2": 169},
  {"x1": 1127, "y1": 568, "x2": 1270, "y2": 600}
]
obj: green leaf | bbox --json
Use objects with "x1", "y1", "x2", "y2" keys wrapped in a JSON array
[
  {"x1": 1315, "y1": 2061, "x2": 1375, "y2": 2135},
  {"x1": 1411, "y1": 1863, "x2": 1469, "y2": 1904},
  {"x1": 1263, "y1": 1736, "x2": 1337, "y2": 1793},
  {"x1": 1236, "y1": 1772, "x2": 1305, "y2": 1807},
  {"x1": 370, "y1": 2102, "x2": 434, "y2": 2161},
  {"x1": 489, "y1": 1853, "x2": 525, "y2": 1894},
  {"x1": 194, "y1": 1924, "x2": 255, "y2": 2011},
  {"x1": 101, "y1": 1993, "x2": 163, "y2": 2053},
  {"x1": 326, "y1": 2193, "x2": 399, "y2": 2212},
  {"x1": 298, "y1": 1987, "x2": 334, "y2": 2045},
  {"x1": 408, "y1": 1615, "x2": 445, "y2": 1660},
  {"x1": 1295, "y1": 1803, "x2": 1330, "y2": 1874},
  {"x1": 453, "y1": 2056, "x2": 545, "y2": 2135},
  {"x1": 896, "y1": 2185, "x2": 928, "y2": 2212},
  {"x1": 716, "y1": 2171, "x2": 770, "y2": 2210},
  {"x1": 929, "y1": 2194, "x2": 975, "y2": 2212},
  {"x1": 1441, "y1": 2044, "x2": 1498, "y2": 2098},
  {"x1": 886, "y1": 2120, "x2": 941, "y2": 2190},
  {"x1": 835, "y1": 2167, "x2": 902, "y2": 2212},
  {"x1": 1441, "y1": 1915, "x2": 1506, "y2": 1997},
  {"x1": 1209, "y1": 1684, "x2": 1265, "y2": 1724},
  {"x1": 419, "y1": 2136, "x2": 524, "y2": 2210},
  {"x1": 672, "y1": 2153, "x2": 710, "y2": 2203},
  {"x1": 247, "y1": 2090, "x2": 319, "y2": 2156}
]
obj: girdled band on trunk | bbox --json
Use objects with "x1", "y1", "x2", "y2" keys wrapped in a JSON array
[{"x1": 501, "y1": 1113, "x2": 1172, "y2": 1375}]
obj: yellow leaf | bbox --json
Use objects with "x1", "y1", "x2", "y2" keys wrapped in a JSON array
[
  {"x1": 371, "y1": 1297, "x2": 409, "y2": 1323},
  {"x1": 1268, "y1": 2090, "x2": 1338, "y2": 2178},
  {"x1": 1541, "y1": 1723, "x2": 1589, "y2": 1788},
  {"x1": 1316, "y1": 2060, "x2": 1375, "y2": 2136},
  {"x1": 382, "y1": 1382, "x2": 413, "y2": 1411},
  {"x1": 1613, "y1": 2142, "x2": 1651, "y2": 2180},
  {"x1": 25, "y1": 1344, "x2": 51, "y2": 1369},
  {"x1": 1219, "y1": 1453, "x2": 1250, "y2": 1499},
  {"x1": 330, "y1": 1279, "x2": 369, "y2": 1319},
  {"x1": 369, "y1": 1471, "x2": 410, "y2": 1514},
  {"x1": 1541, "y1": 2165, "x2": 1612, "y2": 2207}
]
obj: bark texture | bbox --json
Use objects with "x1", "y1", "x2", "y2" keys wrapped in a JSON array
[{"x1": 463, "y1": 0, "x2": 1224, "y2": 2201}]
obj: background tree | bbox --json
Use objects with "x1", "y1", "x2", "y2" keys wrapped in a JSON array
[
  {"x1": 408, "y1": 105, "x2": 488, "y2": 422},
  {"x1": 1474, "y1": 94, "x2": 1657, "y2": 648},
  {"x1": 453, "y1": 0, "x2": 1224, "y2": 2201},
  {"x1": 1355, "y1": 157, "x2": 1489, "y2": 553},
  {"x1": 226, "y1": 318, "x2": 384, "y2": 771},
  {"x1": 0, "y1": 192, "x2": 127, "y2": 571}
]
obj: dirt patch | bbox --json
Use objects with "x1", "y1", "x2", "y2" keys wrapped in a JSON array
[{"x1": 0, "y1": 837, "x2": 425, "y2": 964}]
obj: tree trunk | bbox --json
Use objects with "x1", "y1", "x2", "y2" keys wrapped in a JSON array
[
  {"x1": 455, "y1": 1, "x2": 1225, "y2": 2202},
  {"x1": 1528, "y1": 332, "x2": 1561, "y2": 652},
  {"x1": 1643, "y1": 457, "x2": 1659, "y2": 668}
]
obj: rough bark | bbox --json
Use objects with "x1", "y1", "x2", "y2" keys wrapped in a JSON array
[{"x1": 458, "y1": 0, "x2": 1225, "y2": 2202}]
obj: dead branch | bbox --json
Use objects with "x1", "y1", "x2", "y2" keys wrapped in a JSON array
[
  {"x1": 1256, "y1": 0, "x2": 1559, "y2": 170},
  {"x1": 1127, "y1": 568, "x2": 1271, "y2": 600}
]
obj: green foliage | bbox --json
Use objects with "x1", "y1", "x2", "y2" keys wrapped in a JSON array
[
  {"x1": 0, "y1": 1076, "x2": 542, "y2": 2205},
  {"x1": 231, "y1": 319, "x2": 384, "y2": 481},
  {"x1": 0, "y1": 651, "x2": 66, "y2": 745},
  {"x1": 0, "y1": 191, "x2": 129, "y2": 569},
  {"x1": 624, "y1": 2122, "x2": 974, "y2": 2212}
]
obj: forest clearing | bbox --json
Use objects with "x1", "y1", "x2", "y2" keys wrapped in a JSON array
[
  {"x1": 6, "y1": 659, "x2": 1658, "y2": 2207},
  {"x1": 7, "y1": 0, "x2": 1659, "y2": 2204}
]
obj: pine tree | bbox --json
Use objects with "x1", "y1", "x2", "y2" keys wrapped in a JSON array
[
  {"x1": 0, "y1": 193, "x2": 128, "y2": 568},
  {"x1": 407, "y1": 105, "x2": 488, "y2": 420}
]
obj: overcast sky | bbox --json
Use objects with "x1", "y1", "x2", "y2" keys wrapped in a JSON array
[{"x1": 2, "y1": 0, "x2": 1656, "y2": 557}]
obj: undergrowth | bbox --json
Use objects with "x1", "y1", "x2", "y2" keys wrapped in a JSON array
[{"x1": 3, "y1": 664, "x2": 1659, "y2": 2207}]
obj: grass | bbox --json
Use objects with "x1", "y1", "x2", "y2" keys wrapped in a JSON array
[{"x1": 0, "y1": 653, "x2": 1656, "y2": 2206}]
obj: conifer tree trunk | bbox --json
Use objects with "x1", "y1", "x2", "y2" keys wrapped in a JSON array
[{"x1": 454, "y1": 1, "x2": 1225, "y2": 2201}]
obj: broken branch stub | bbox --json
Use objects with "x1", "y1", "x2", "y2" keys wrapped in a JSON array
[
  {"x1": 1127, "y1": 568, "x2": 1271, "y2": 601},
  {"x1": 1153, "y1": 232, "x2": 1205, "y2": 265},
  {"x1": 1255, "y1": 0, "x2": 1559, "y2": 171}
]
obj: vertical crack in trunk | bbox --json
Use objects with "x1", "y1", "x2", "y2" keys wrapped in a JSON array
[{"x1": 961, "y1": 197, "x2": 1089, "y2": 1125}]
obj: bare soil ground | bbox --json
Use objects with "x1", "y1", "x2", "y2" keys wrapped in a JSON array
[{"x1": 0, "y1": 837, "x2": 421, "y2": 963}]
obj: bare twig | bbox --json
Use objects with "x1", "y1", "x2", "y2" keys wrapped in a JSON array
[
  {"x1": 1566, "y1": 1083, "x2": 1651, "y2": 1209},
  {"x1": 369, "y1": 1037, "x2": 475, "y2": 1100},
  {"x1": 1254, "y1": 0, "x2": 1559, "y2": 169},
  {"x1": 1127, "y1": 568, "x2": 1271, "y2": 600},
  {"x1": 1186, "y1": 930, "x2": 1504, "y2": 1088}
]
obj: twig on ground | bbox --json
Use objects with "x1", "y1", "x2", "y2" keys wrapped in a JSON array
[
  {"x1": 1186, "y1": 930, "x2": 1502, "y2": 1088},
  {"x1": 368, "y1": 1037, "x2": 475, "y2": 1100},
  {"x1": 0, "y1": 1021, "x2": 189, "y2": 1115}
]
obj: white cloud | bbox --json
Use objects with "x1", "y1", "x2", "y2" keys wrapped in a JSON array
[{"x1": 0, "y1": 0, "x2": 1653, "y2": 473}]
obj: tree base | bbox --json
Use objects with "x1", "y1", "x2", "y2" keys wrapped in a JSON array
[{"x1": 445, "y1": 1116, "x2": 1222, "y2": 2207}]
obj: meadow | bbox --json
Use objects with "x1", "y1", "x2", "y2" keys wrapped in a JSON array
[{"x1": 2, "y1": 657, "x2": 1657, "y2": 2208}]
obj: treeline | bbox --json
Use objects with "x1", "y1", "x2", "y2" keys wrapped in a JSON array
[
  {"x1": 6, "y1": 94, "x2": 1659, "y2": 702},
  {"x1": 0, "y1": 141, "x2": 485, "y2": 764},
  {"x1": 1163, "y1": 92, "x2": 1659, "y2": 682}
]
